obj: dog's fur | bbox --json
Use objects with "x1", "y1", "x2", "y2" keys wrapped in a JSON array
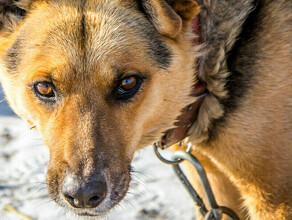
[{"x1": 0, "y1": 0, "x2": 291, "y2": 219}]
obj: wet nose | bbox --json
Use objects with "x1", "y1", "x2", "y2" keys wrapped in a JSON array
[{"x1": 62, "y1": 176, "x2": 107, "y2": 209}]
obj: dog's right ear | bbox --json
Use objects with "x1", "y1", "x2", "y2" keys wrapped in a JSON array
[
  {"x1": 140, "y1": 0, "x2": 200, "y2": 38},
  {"x1": 0, "y1": 0, "x2": 31, "y2": 36}
]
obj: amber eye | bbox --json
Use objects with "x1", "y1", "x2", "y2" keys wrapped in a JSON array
[
  {"x1": 120, "y1": 76, "x2": 137, "y2": 91},
  {"x1": 116, "y1": 75, "x2": 142, "y2": 101},
  {"x1": 34, "y1": 82, "x2": 55, "y2": 98}
]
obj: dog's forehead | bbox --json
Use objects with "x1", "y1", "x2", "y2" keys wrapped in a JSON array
[{"x1": 39, "y1": 0, "x2": 172, "y2": 81}]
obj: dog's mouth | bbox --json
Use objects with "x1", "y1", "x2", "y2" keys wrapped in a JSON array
[{"x1": 66, "y1": 209, "x2": 108, "y2": 217}]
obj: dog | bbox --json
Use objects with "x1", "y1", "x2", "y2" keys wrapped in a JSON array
[{"x1": 0, "y1": 0, "x2": 291, "y2": 219}]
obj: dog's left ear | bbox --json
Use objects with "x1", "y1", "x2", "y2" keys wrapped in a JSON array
[
  {"x1": 140, "y1": 0, "x2": 200, "y2": 38},
  {"x1": 0, "y1": 0, "x2": 31, "y2": 36}
]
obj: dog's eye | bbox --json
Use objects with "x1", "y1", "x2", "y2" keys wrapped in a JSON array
[
  {"x1": 34, "y1": 82, "x2": 55, "y2": 98},
  {"x1": 121, "y1": 76, "x2": 137, "y2": 90},
  {"x1": 116, "y1": 76, "x2": 142, "y2": 100}
]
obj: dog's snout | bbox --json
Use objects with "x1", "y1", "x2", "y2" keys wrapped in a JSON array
[{"x1": 62, "y1": 175, "x2": 107, "y2": 209}]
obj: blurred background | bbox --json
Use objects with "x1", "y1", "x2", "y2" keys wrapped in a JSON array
[
  {"x1": 0, "y1": 85, "x2": 14, "y2": 116},
  {"x1": 0, "y1": 84, "x2": 196, "y2": 220}
]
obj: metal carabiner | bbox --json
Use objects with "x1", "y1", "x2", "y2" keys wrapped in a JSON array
[
  {"x1": 153, "y1": 142, "x2": 184, "y2": 165},
  {"x1": 153, "y1": 143, "x2": 240, "y2": 220},
  {"x1": 171, "y1": 151, "x2": 240, "y2": 220}
]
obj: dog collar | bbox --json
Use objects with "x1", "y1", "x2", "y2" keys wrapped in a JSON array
[
  {"x1": 157, "y1": 82, "x2": 207, "y2": 149},
  {"x1": 156, "y1": 16, "x2": 208, "y2": 149}
]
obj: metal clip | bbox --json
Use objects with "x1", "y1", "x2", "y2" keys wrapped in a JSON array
[
  {"x1": 153, "y1": 143, "x2": 240, "y2": 220},
  {"x1": 153, "y1": 142, "x2": 184, "y2": 165}
]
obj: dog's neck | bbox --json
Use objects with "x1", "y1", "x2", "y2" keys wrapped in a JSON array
[
  {"x1": 157, "y1": 0, "x2": 255, "y2": 148},
  {"x1": 157, "y1": 15, "x2": 207, "y2": 149}
]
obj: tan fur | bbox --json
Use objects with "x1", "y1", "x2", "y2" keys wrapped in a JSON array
[
  {"x1": 141, "y1": 0, "x2": 183, "y2": 38},
  {"x1": 186, "y1": 0, "x2": 292, "y2": 219},
  {"x1": 0, "y1": 0, "x2": 197, "y2": 216},
  {"x1": 0, "y1": 0, "x2": 291, "y2": 219}
]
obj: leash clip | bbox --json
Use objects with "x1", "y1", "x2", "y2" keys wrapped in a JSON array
[
  {"x1": 153, "y1": 142, "x2": 184, "y2": 165},
  {"x1": 153, "y1": 140, "x2": 192, "y2": 165},
  {"x1": 153, "y1": 142, "x2": 240, "y2": 220}
]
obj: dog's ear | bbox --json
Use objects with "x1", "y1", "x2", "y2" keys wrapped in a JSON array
[
  {"x1": 0, "y1": 0, "x2": 31, "y2": 36},
  {"x1": 140, "y1": 0, "x2": 200, "y2": 38}
]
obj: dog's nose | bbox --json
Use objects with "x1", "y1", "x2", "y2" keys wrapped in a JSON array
[{"x1": 62, "y1": 176, "x2": 107, "y2": 209}]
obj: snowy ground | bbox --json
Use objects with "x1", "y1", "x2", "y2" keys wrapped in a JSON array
[{"x1": 0, "y1": 86, "x2": 196, "y2": 220}]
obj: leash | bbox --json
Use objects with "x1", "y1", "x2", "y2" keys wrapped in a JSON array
[{"x1": 153, "y1": 143, "x2": 240, "y2": 220}]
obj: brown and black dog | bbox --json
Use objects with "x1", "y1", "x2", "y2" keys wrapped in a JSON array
[{"x1": 0, "y1": 0, "x2": 291, "y2": 219}]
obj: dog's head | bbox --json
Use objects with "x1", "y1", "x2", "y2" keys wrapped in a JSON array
[{"x1": 0, "y1": 0, "x2": 199, "y2": 217}]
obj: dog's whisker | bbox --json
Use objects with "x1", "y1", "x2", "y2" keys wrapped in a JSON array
[
  {"x1": 115, "y1": 203, "x2": 127, "y2": 216},
  {"x1": 57, "y1": 206, "x2": 66, "y2": 218},
  {"x1": 127, "y1": 190, "x2": 144, "y2": 200},
  {"x1": 30, "y1": 144, "x2": 47, "y2": 149},
  {"x1": 123, "y1": 198, "x2": 136, "y2": 210},
  {"x1": 130, "y1": 179, "x2": 148, "y2": 193},
  {"x1": 30, "y1": 187, "x2": 48, "y2": 199},
  {"x1": 34, "y1": 199, "x2": 53, "y2": 209},
  {"x1": 131, "y1": 172, "x2": 152, "y2": 184},
  {"x1": 130, "y1": 166, "x2": 153, "y2": 180}
]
